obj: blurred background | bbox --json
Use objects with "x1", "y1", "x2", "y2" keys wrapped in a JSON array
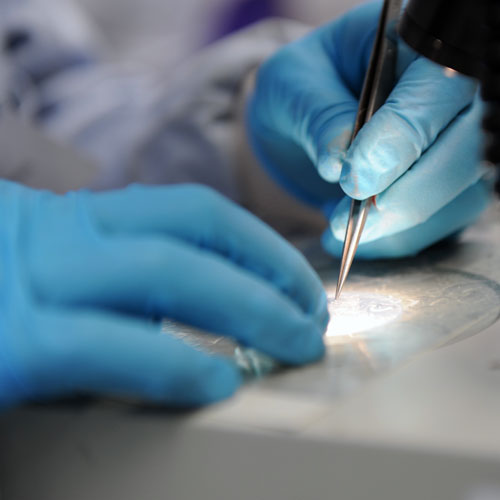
[{"x1": 76, "y1": 0, "x2": 362, "y2": 64}]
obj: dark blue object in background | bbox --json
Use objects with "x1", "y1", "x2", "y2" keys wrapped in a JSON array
[{"x1": 208, "y1": 0, "x2": 281, "y2": 42}]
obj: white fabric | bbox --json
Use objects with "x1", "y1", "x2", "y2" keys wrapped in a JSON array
[
  {"x1": 0, "y1": 0, "x2": 326, "y2": 235},
  {"x1": 0, "y1": 0, "x2": 309, "y2": 199}
]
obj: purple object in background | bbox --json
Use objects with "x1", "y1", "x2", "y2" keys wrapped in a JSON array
[{"x1": 208, "y1": 0, "x2": 282, "y2": 42}]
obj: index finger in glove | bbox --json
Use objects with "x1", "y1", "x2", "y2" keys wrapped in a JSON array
[
  {"x1": 29, "y1": 234, "x2": 326, "y2": 365},
  {"x1": 85, "y1": 185, "x2": 327, "y2": 324},
  {"x1": 340, "y1": 58, "x2": 477, "y2": 199}
]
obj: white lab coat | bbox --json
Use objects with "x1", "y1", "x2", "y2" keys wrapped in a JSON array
[{"x1": 0, "y1": 0, "x2": 325, "y2": 235}]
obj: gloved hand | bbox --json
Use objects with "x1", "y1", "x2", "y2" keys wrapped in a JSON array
[
  {"x1": 248, "y1": 1, "x2": 492, "y2": 258},
  {"x1": 0, "y1": 181, "x2": 327, "y2": 410}
]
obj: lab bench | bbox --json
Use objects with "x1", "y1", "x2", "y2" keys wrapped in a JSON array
[{"x1": 1, "y1": 204, "x2": 499, "y2": 500}]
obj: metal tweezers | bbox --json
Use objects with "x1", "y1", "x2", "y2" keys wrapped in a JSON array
[{"x1": 335, "y1": 0, "x2": 402, "y2": 300}]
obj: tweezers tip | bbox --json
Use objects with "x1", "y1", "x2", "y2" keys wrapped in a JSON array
[{"x1": 335, "y1": 280, "x2": 344, "y2": 301}]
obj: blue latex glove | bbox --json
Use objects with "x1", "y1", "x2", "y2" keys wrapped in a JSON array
[
  {"x1": 248, "y1": 1, "x2": 493, "y2": 258},
  {"x1": 0, "y1": 181, "x2": 327, "y2": 410}
]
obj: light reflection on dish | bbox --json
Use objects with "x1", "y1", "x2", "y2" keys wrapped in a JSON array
[{"x1": 325, "y1": 292, "x2": 403, "y2": 340}]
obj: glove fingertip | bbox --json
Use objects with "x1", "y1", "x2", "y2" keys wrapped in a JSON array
[
  {"x1": 321, "y1": 228, "x2": 344, "y2": 258},
  {"x1": 318, "y1": 153, "x2": 344, "y2": 183},
  {"x1": 314, "y1": 290, "x2": 330, "y2": 333},
  {"x1": 195, "y1": 359, "x2": 243, "y2": 405},
  {"x1": 301, "y1": 328, "x2": 326, "y2": 364},
  {"x1": 329, "y1": 205, "x2": 351, "y2": 241},
  {"x1": 275, "y1": 316, "x2": 325, "y2": 366},
  {"x1": 340, "y1": 158, "x2": 380, "y2": 199}
]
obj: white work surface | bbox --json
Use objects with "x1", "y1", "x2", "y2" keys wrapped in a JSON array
[{"x1": 1, "y1": 205, "x2": 500, "y2": 500}]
